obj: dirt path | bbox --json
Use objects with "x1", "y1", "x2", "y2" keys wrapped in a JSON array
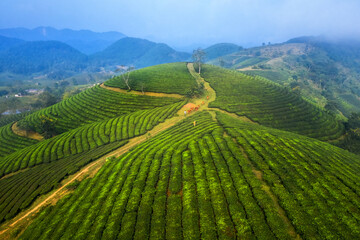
[
  {"x1": 237, "y1": 144, "x2": 301, "y2": 240},
  {"x1": 11, "y1": 122, "x2": 43, "y2": 141},
  {"x1": 100, "y1": 83, "x2": 184, "y2": 99}
]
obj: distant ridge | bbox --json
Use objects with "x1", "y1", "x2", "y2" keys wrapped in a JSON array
[
  {"x1": 204, "y1": 43, "x2": 242, "y2": 60},
  {"x1": 0, "y1": 41, "x2": 88, "y2": 78},
  {"x1": 0, "y1": 27, "x2": 126, "y2": 54},
  {"x1": 0, "y1": 35, "x2": 24, "y2": 52},
  {"x1": 91, "y1": 37, "x2": 190, "y2": 68}
]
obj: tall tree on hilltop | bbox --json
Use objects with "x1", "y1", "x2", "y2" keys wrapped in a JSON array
[{"x1": 192, "y1": 48, "x2": 206, "y2": 74}]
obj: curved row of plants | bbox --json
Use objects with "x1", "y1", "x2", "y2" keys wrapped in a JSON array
[
  {"x1": 17, "y1": 85, "x2": 180, "y2": 135},
  {"x1": 104, "y1": 62, "x2": 198, "y2": 95},
  {"x1": 0, "y1": 101, "x2": 185, "y2": 177},
  {"x1": 201, "y1": 64, "x2": 345, "y2": 141},
  {"x1": 19, "y1": 112, "x2": 360, "y2": 239},
  {"x1": 0, "y1": 140, "x2": 127, "y2": 223},
  {"x1": 0, "y1": 124, "x2": 38, "y2": 158}
]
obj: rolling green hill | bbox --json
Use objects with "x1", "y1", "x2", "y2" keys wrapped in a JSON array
[
  {"x1": 201, "y1": 64, "x2": 344, "y2": 141},
  {"x1": 0, "y1": 62, "x2": 359, "y2": 240},
  {"x1": 0, "y1": 101, "x2": 183, "y2": 222},
  {"x1": 17, "y1": 85, "x2": 180, "y2": 135},
  {"x1": 19, "y1": 111, "x2": 360, "y2": 239},
  {"x1": 104, "y1": 62, "x2": 198, "y2": 95},
  {"x1": 209, "y1": 38, "x2": 360, "y2": 119}
]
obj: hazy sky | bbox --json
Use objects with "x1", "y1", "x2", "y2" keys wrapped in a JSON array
[{"x1": 1, "y1": 0, "x2": 360, "y2": 49}]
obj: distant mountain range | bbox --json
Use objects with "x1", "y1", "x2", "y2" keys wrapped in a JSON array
[
  {"x1": 0, "y1": 27, "x2": 126, "y2": 54},
  {"x1": 0, "y1": 29, "x2": 193, "y2": 78},
  {"x1": 91, "y1": 37, "x2": 191, "y2": 68}
]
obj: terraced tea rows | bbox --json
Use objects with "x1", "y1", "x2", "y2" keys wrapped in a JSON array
[
  {"x1": 19, "y1": 112, "x2": 360, "y2": 239},
  {"x1": 217, "y1": 112, "x2": 360, "y2": 239},
  {"x1": 105, "y1": 62, "x2": 198, "y2": 95},
  {"x1": 0, "y1": 124, "x2": 38, "y2": 158},
  {"x1": 201, "y1": 64, "x2": 345, "y2": 141},
  {"x1": 0, "y1": 101, "x2": 184, "y2": 177},
  {"x1": 18, "y1": 85, "x2": 180, "y2": 134},
  {"x1": 0, "y1": 140, "x2": 127, "y2": 223}
]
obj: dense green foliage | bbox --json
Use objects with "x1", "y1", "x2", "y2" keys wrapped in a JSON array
[
  {"x1": 201, "y1": 64, "x2": 344, "y2": 140},
  {"x1": 17, "y1": 85, "x2": 180, "y2": 134},
  {"x1": 0, "y1": 124, "x2": 38, "y2": 158},
  {"x1": 105, "y1": 63, "x2": 197, "y2": 95},
  {"x1": 0, "y1": 140, "x2": 127, "y2": 223},
  {"x1": 0, "y1": 101, "x2": 184, "y2": 177},
  {"x1": 19, "y1": 112, "x2": 360, "y2": 239},
  {"x1": 90, "y1": 37, "x2": 190, "y2": 68}
]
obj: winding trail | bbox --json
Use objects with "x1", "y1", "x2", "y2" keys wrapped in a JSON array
[{"x1": 0, "y1": 63, "x2": 262, "y2": 239}]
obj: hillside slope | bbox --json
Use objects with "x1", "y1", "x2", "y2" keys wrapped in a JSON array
[
  {"x1": 104, "y1": 62, "x2": 198, "y2": 95},
  {"x1": 18, "y1": 111, "x2": 360, "y2": 239},
  {"x1": 200, "y1": 64, "x2": 344, "y2": 141},
  {"x1": 210, "y1": 38, "x2": 360, "y2": 118}
]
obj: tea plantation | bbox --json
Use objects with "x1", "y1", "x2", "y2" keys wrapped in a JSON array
[
  {"x1": 17, "y1": 85, "x2": 181, "y2": 134},
  {"x1": 0, "y1": 62, "x2": 359, "y2": 240},
  {"x1": 104, "y1": 62, "x2": 198, "y2": 95},
  {"x1": 0, "y1": 124, "x2": 38, "y2": 158},
  {"x1": 19, "y1": 112, "x2": 360, "y2": 239},
  {"x1": 201, "y1": 64, "x2": 345, "y2": 141}
]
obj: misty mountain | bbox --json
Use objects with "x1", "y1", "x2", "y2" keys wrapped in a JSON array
[
  {"x1": 91, "y1": 37, "x2": 190, "y2": 68},
  {"x1": 0, "y1": 35, "x2": 24, "y2": 52},
  {"x1": 287, "y1": 36, "x2": 360, "y2": 71},
  {"x1": 204, "y1": 43, "x2": 242, "y2": 61},
  {"x1": 0, "y1": 27, "x2": 126, "y2": 54},
  {"x1": 0, "y1": 41, "x2": 88, "y2": 78}
]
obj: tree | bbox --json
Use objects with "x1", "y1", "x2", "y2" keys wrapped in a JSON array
[
  {"x1": 37, "y1": 115, "x2": 57, "y2": 139},
  {"x1": 192, "y1": 48, "x2": 206, "y2": 74},
  {"x1": 116, "y1": 65, "x2": 135, "y2": 90}
]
